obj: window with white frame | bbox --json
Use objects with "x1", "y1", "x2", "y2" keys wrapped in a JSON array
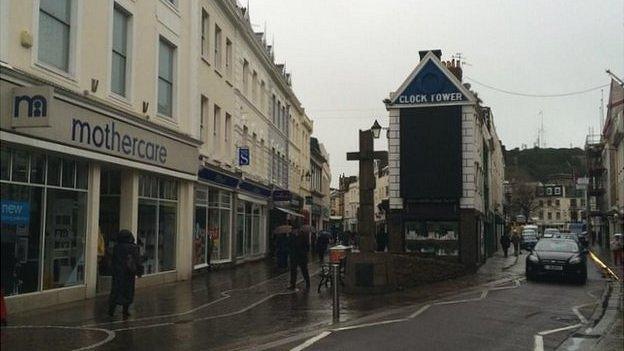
[
  {"x1": 111, "y1": 5, "x2": 130, "y2": 97},
  {"x1": 201, "y1": 10, "x2": 209, "y2": 58},
  {"x1": 214, "y1": 25, "x2": 222, "y2": 68},
  {"x1": 157, "y1": 38, "x2": 175, "y2": 117},
  {"x1": 38, "y1": 0, "x2": 72, "y2": 72}
]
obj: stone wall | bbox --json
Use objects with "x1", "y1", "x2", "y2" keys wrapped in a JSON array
[{"x1": 344, "y1": 252, "x2": 468, "y2": 294}]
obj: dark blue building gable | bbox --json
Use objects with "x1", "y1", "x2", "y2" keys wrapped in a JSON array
[{"x1": 395, "y1": 60, "x2": 467, "y2": 105}]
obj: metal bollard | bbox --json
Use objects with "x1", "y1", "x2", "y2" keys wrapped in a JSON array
[{"x1": 332, "y1": 263, "x2": 340, "y2": 323}]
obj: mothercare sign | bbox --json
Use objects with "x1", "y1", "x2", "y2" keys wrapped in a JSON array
[{"x1": 1, "y1": 83, "x2": 197, "y2": 175}]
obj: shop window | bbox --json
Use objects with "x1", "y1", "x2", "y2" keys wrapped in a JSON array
[
  {"x1": 1, "y1": 184, "x2": 43, "y2": 295},
  {"x1": 1, "y1": 147, "x2": 88, "y2": 296},
  {"x1": 30, "y1": 152, "x2": 46, "y2": 184},
  {"x1": 405, "y1": 221, "x2": 458, "y2": 256},
  {"x1": 47, "y1": 156, "x2": 61, "y2": 186},
  {"x1": 43, "y1": 188, "x2": 87, "y2": 290},
  {"x1": 1, "y1": 148, "x2": 10, "y2": 180},
  {"x1": 235, "y1": 199, "x2": 265, "y2": 258},
  {"x1": 12, "y1": 150, "x2": 29, "y2": 182},
  {"x1": 137, "y1": 174, "x2": 178, "y2": 274}
]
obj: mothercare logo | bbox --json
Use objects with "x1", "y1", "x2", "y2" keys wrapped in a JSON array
[
  {"x1": 71, "y1": 118, "x2": 168, "y2": 164},
  {"x1": 11, "y1": 86, "x2": 53, "y2": 128}
]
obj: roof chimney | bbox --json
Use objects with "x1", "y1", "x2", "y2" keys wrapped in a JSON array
[{"x1": 447, "y1": 59, "x2": 463, "y2": 81}]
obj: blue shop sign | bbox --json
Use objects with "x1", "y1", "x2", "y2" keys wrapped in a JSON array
[
  {"x1": 198, "y1": 168, "x2": 240, "y2": 189},
  {"x1": 239, "y1": 181, "x2": 271, "y2": 198},
  {"x1": 1, "y1": 200, "x2": 30, "y2": 225},
  {"x1": 238, "y1": 147, "x2": 250, "y2": 166},
  {"x1": 394, "y1": 60, "x2": 467, "y2": 105}
]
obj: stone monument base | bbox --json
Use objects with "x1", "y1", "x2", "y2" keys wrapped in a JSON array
[{"x1": 344, "y1": 252, "x2": 468, "y2": 294}]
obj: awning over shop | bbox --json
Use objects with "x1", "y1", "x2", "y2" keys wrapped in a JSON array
[{"x1": 275, "y1": 206, "x2": 304, "y2": 217}]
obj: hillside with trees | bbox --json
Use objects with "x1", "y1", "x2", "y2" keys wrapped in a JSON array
[{"x1": 504, "y1": 147, "x2": 587, "y2": 182}]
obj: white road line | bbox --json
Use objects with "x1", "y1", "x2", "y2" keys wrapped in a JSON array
[
  {"x1": 332, "y1": 318, "x2": 408, "y2": 331},
  {"x1": 534, "y1": 335, "x2": 544, "y2": 351},
  {"x1": 113, "y1": 322, "x2": 174, "y2": 332},
  {"x1": 538, "y1": 323, "x2": 582, "y2": 336},
  {"x1": 290, "y1": 331, "x2": 332, "y2": 351},
  {"x1": 572, "y1": 302, "x2": 597, "y2": 324},
  {"x1": 534, "y1": 323, "x2": 583, "y2": 351},
  {"x1": 2, "y1": 325, "x2": 116, "y2": 351},
  {"x1": 85, "y1": 269, "x2": 320, "y2": 328},
  {"x1": 408, "y1": 305, "x2": 431, "y2": 319}
]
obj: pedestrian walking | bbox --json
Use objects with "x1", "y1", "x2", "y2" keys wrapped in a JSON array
[
  {"x1": 274, "y1": 223, "x2": 292, "y2": 270},
  {"x1": 500, "y1": 232, "x2": 511, "y2": 258},
  {"x1": 108, "y1": 229, "x2": 143, "y2": 318},
  {"x1": 288, "y1": 225, "x2": 311, "y2": 291},
  {"x1": 610, "y1": 234, "x2": 623, "y2": 267},
  {"x1": 511, "y1": 229, "x2": 521, "y2": 257},
  {"x1": 316, "y1": 231, "x2": 331, "y2": 263},
  {"x1": 376, "y1": 228, "x2": 388, "y2": 252}
]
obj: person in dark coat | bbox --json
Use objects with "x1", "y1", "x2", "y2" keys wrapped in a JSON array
[
  {"x1": 500, "y1": 232, "x2": 511, "y2": 258},
  {"x1": 316, "y1": 232, "x2": 331, "y2": 263},
  {"x1": 108, "y1": 229, "x2": 143, "y2": 318},
  {"x1": 376, "y1": 228, "x2": 389, "y2": 252},
  {"x1": 275, "y1": 233, "x2": 290, "y2": 269},
  {"x1": 288, "y1": 226, "x2": 310, "y2": 291}
]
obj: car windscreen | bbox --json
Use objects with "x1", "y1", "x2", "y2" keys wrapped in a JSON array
[
  {"x1": 534, "y1": 240, "x2": 579, "y2": 253},
  {"x1": 522, "y1": 232, "x2": 536, "y2": 238}
]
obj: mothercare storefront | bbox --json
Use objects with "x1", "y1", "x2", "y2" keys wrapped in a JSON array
[{"x1": 1, "y1": 69, "x2": 199, "y2": 312}]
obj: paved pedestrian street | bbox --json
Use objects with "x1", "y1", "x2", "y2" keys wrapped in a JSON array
[{"x1": 2, "y1": 250, "x2": 618, "y2": 351}]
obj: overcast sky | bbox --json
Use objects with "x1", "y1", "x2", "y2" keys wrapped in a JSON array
[{"x1": 247, "y1": 0, "x2": 624, "y2": 187}]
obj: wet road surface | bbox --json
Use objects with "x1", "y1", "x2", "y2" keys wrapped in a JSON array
[
  {"x1": 2, "y1": 252, "x2": 606, "y2": 351},
  {"x1": 284, "y1": 259, "x2": 607, "y2": 351}
]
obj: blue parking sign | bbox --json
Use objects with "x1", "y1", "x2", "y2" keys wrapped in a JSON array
[{"x1": 238, "y1": 147, "x2": 250, "y2": 166}]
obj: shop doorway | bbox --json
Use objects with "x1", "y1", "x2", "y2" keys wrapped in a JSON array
[{"x1": 96, "y1": 169, "x2": 121, "y2": 294}]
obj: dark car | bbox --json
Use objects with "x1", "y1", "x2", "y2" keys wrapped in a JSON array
[
  {"x1": 525, "y1": 238, "x2": 587, "y2": 284},
  {"x1": 521, "y1": 231, "x2": 538, "y2": 250}
]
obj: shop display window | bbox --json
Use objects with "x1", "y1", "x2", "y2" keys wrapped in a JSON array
[
  {"x1": 193, "y1": 185, "x2": 232, "y2": 268},
  {"x1": 405, "y1": 221, "x2": 459, "y2": 256},
  {"x1": 137, "y1": 174, "x2": 178, "y2": 274},
  {"x1": 1, "y1": 147, "x2": 89, "y2": 296},
  {"x1": 235, "y1": 199, "x2": 266, "y2": 258},
  {"x1": 43, "y1": 188, "x2": 87, "y2": 290}
]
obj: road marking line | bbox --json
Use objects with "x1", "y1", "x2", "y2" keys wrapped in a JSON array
[
  {"x1": 84, "y1": 268, "x2": 320, "y2": 328},
  {"x1": 332, "y1": 318, "x2": 408, "y2": 331},
  {"x1": 538, "y1": 323, "x2": 582, "y2": 336},
  {"x1": 572, "y1": 302, "x2": 597, "y2": 324},
  {"x1": 113, "y1": 322, "x2": 174, "y2": 332},
  {"x1": 1, "y1": 325, "x2": 116, "y2": 351},
  {"x1": 408, "y1": 305, "x2": 431, "y2": 319},
  {"x1": 534, "y1": 335, "x2": 544, "y2": 351},
  {"x1": 290, "y1": 331, "x2": 332, "y2": 351}
]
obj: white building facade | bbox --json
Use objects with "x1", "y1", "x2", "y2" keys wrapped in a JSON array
[{"x1": 0, "y1": 0, "x2": 328, "y2": 313}]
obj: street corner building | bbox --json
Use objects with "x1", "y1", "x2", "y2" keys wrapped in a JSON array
[
  {"x1": 384, "y1": 50, "x2": 505, "y2": 270},
  {"x1": 0, "y1": 0, "x2": 330, "y2": 313}
]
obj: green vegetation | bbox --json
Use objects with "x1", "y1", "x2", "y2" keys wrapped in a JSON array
[{"x1": 504, "y1": 147, "x2": 586, "y2": 182}]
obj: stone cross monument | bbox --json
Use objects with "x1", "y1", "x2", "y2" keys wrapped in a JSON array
[{"x1": 347, "y1": 129, "x2": 387, "y2": 253}]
